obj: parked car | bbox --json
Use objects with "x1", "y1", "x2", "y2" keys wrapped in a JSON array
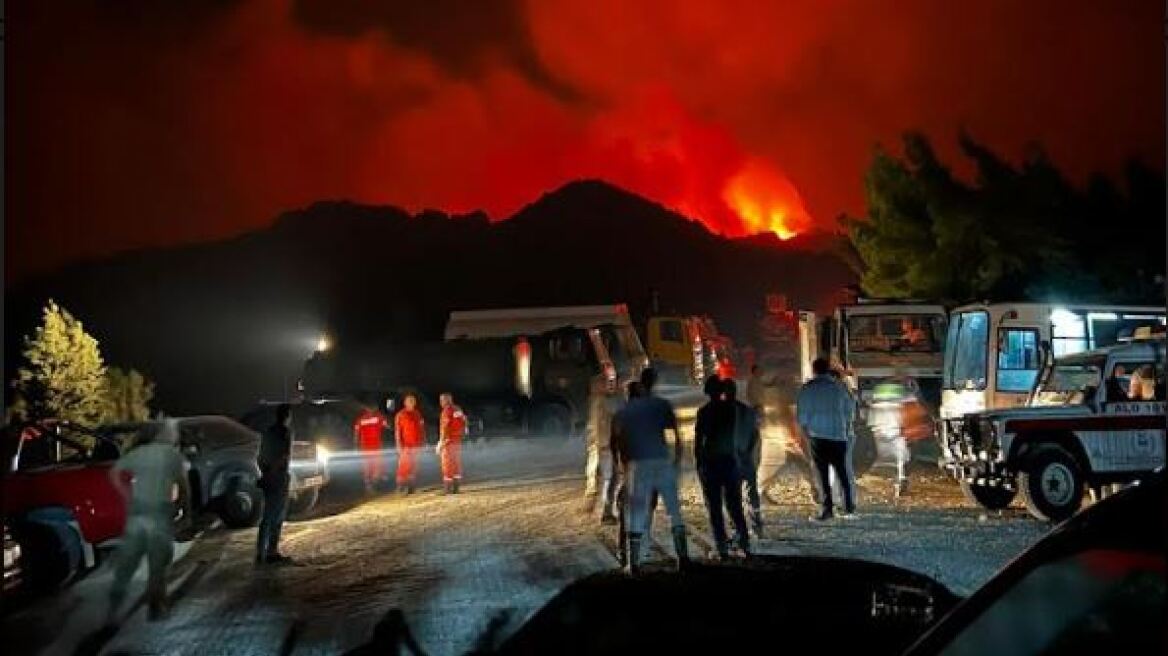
[
  {"x1": 241, "y1": 399, "x2": 366, "y2": 481},
  {"x1": 1, "y1": 420, "x2": 190, "y2": 592},
  {"x1": 101, "y1": 416, "x2": 326, "y2": 525}
]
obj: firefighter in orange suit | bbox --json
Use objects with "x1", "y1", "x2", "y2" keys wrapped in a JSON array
[
  {"x1": 437, "y1": 393, "x2": 467, "y2": 494},
  {"x1": 394, "y1": 394, "x2": 425, "y2": 494},
  {"x1": 354, "y1": 407, "x2": 389, "y2": 493}
]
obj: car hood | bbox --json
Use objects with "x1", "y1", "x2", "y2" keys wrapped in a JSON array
[{"x1": 485, "y1": 556, "x2": 959, "y2": 655}]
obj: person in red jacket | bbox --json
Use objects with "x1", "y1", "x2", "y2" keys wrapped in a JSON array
[
  {"x1": 394, "y1": 394, "x2": 425, "y2": 494},
  {"x1": 354, "y1": 406, "x2": 389, "y2": 494},
  {"x1": 437, "y1": 393, "x2": 467, "y2": 494}
]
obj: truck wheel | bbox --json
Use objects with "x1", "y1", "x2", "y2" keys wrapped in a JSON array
[
  {"x1": 960, "y1": 481, "x2": 1017, "y2": 510},
  {"x1": 287, "y1": 488, "x2": 320, "y2": 518},
  {"x1": 219, "y1": 478, "x2": 263, "y2": 528},
  {"x1": 531, "y1": 405, "x2": 571, "y2": 438},
  {"x1": 12, "y1": 522, "x2": 74, "y2": 593},
  {"x1": 851, "y1": 422, "x2": 877, "y2": 476},
  {"x1": 1019, "y1": 445, "x2": 1084, "y2": 522}
]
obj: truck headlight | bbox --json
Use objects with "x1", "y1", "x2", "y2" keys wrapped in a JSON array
[{"x1": 315, "y1": 445, "x2": 331, "y2": 465}]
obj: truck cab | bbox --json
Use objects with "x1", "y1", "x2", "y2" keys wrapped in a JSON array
[
  {"x1": 942, "y1": 336, "x2": 1166, "y2": 521},
  {"x1": 821, "y1": 302, "x2": 948, "y2": 410},
  {"x1": 646, "y1": 315, "x2": 731, "y2": 385}
]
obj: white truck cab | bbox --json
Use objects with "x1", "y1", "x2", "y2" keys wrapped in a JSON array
[
  {"x1": 942, "y1": 335, "x2": 1166, "y2": 521},
  {"x1": 941, "y1": 303, "x2": 1165, "y2": 420}
]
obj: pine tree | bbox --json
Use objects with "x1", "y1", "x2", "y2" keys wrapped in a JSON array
[
  {"x1": 104, "y1": 367, "x2": 155, "y2": 423},
  {"x1": 14, "y1": 300, "x2": 109, "y2": 425}
]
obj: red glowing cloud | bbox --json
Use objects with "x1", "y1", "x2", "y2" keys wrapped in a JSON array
[{"x1": 6, "y1": 0, "x2": 1163, "y2": 279}]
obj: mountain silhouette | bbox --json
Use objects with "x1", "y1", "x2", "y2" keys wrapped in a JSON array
[{"x1": 5, "y1": 180, "x2": 855, "y2": 415}]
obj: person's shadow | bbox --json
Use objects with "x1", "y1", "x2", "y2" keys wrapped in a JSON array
[
  {"x1": 342, "y1": 609, "x2": 427, "y2": 656},
  {"x1": 342, "y1": 607, "x2": 513, "y2": 656}
]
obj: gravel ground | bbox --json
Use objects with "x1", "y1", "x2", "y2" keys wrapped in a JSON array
[{"x1": 5, "y1": 432, "x2": 1050, "y2": 656}]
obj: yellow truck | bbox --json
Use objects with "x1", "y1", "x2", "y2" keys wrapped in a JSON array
[{"x1": 645, "y1": 315, "x2": 732, "y2": 385}]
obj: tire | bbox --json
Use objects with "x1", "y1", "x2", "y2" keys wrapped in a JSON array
[
  {"x1": 851, "y1": 421, "x2": 877, "y2": 476},
  {"x1": 1019, "y1": 444, "x2": 1084, "y2": 522},
  {"x1": 12, "y1": 522, "x2": 74, "y2": 593},
  {"x1": 286, "y1": 487, "x2": 320, "y2": 518},
  {"x1": 219, "y1": 478, "x2": 264, "y2": 528},
  {"x1": 531, "y1": 404, "x2": 571, "y2": 438},
  {"x1": 960, "y1": 480, "x2": 1017, "y2": 510}
]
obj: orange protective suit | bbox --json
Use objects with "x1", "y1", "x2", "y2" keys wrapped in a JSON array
[
  {"x1": 394, "y1": 408, "x2": 425, "y2": 486},
  {"x1": 438, "y1": 405, "x2": 466, "y2": 483},
  {"x1": 354, "y1": 409, "x2": 388, "y2": 485}
]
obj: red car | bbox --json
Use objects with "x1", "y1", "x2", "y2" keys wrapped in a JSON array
[{"x1": 2, "y1": 421, "x2": 188, "y2": 592}]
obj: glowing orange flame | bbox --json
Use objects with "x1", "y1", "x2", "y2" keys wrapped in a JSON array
[{"x1": 722, "y1": 158, "x2": 812, "y2": 240}]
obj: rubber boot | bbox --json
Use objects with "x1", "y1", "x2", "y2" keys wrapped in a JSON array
[
  {"x1": 443, "y1": 481, "x2": 452, "y2": 495},
  {"x1": 671, "y1": 526, "x2": 691, "y2": 572},
  {"x1": 452, "y1": 479, "x2": 460, "y2": 494},
  {"x1": 737, "y1": 532, "x2": 752, "y2": 560},
  {"x1": 625, "y1": 533, "x2": 643, "y2": 575}
]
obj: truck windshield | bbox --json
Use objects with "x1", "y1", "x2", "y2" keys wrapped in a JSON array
[
  {"x1": 846, "y1": 314, "x2": 945, "y2": 354},
  {"x1": 943, "y1": 311, "x2": 989, "y2": 390},
  {"x1": 1032, "y1": 357, "x2": 1105, "y2": 406}
]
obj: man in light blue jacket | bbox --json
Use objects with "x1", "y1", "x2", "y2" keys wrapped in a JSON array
[{"x1": 797, "y1": 358, "x2": 857, "y2": 521}]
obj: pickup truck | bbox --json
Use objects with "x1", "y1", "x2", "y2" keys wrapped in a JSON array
[
  {"x1": 2, "y1": 420, "x2": 188, "y2": 591},
  {"x1": 942, "y1": 338, "x2": 1166, "y2": 521}
]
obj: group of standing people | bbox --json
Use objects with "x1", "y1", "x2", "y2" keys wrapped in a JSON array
[
  {"x1": 582, "y1": 356, "x2": 862, "y2": 574},
  {"x1": 355, "y1": 393, "x2": 467, "y2": 495}
]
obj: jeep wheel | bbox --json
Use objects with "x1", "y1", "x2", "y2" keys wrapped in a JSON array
[
  {"x1": 1019, "y1": 445, "x2": 1084, "y2": 522},
  {"x1": 960, "y1": 480, "x2": 1017, "y2": 510},
  {"x1": 287, "y1": 487, "x2": 320, "y2": 518},
  {"x1": 220, "y1": 478, "x2": 263, "y2": 528}
]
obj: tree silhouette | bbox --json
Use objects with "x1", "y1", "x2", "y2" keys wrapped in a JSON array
[{"x1": 846, "y1": 132, "x2": 1165, "y2": 304}]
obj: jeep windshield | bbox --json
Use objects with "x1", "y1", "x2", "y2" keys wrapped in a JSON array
[{"x1": 1031, "y1": 354, "x2": 1105, "y2": 406}]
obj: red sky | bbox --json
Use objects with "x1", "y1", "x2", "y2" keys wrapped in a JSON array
[{"x1": 7, "y1": 0, "x2": 1164, "y2": 280}]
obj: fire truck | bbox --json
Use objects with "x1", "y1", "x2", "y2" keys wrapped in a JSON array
[{"x1": 942, "y1": 334, "x2": 1166, "y2": 521}]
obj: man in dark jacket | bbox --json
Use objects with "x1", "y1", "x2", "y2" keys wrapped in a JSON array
[
  {"x1": 727, "y1": 380, "x2": 764, "y2": 537},
  {"x1": 694, "y1": 376, "x2": 751, "y2": 559},
  {"x1": 256, "y1": 403, "x2": 294, "y2": 565}
]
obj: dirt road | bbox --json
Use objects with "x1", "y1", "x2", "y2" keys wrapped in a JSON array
[{"x1": 7, "y1": 437, "x2": 1048, "y2": 656}]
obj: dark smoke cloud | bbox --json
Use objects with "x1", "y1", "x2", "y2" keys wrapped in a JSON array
[
  {"x1": 291, "y1": 0, "x2": 577, "y2": 100},
  {"x1": 6, "y1": 0, "x2": 1163, "y2": 282}
]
